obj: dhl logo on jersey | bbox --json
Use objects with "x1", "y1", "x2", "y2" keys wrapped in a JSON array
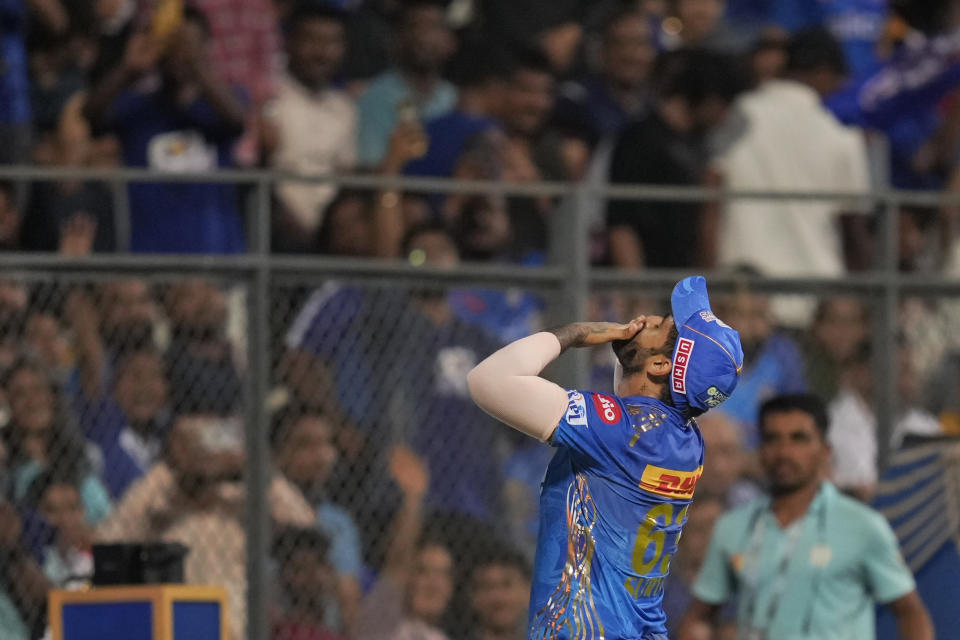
[{"x1": 638, "y1": 464, "x2": 703, "y2": 499}]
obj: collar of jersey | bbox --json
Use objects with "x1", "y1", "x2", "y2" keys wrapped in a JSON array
[{"x1": 619, "y1": 394, "x2": 686, "y2": 420}]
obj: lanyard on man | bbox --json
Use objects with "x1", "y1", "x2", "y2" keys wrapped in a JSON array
[{"x1": 739, "y1": 494, "x2": 828, "y2": 640}]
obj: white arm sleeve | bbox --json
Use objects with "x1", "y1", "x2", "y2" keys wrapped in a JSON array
[{"x1": 467, "y1": 332, "x2": 570, "y2": 442}]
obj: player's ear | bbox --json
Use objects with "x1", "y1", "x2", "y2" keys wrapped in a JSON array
[{"x1": 645, "y1": 355, "x2": 671, "y2": 377}]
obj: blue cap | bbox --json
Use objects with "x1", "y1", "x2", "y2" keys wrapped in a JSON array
[{"x1": 669, "y1": 276, "x2": 743, "y2": 413}]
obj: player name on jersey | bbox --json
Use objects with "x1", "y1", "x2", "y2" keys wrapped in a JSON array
[{"x1": 625, "y1": 574, "x2": 667, "y2": 600}]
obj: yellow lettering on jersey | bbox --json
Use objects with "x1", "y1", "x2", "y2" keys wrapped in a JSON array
[
  {"x1": 624, "y1": 576, "x2": 665, "y2": 600},
  {"x1": 638, "y1": 464, "x2": 703, "y2": 499}
]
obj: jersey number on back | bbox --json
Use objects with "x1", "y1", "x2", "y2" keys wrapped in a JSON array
[{"x1": 624, "y1": 502, "x2": 689, "y2": 599}]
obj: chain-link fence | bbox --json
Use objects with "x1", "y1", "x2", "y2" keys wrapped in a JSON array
[
  {"x1": 0, "y1": 275, "x2": 252, "y2": 638},
  {"x1": 268, "y1": 274, "x2": 563, "y2": 640},
  {"x1": 0, "y1": 274, "x2": 952, "y2": 640},
  {"x1": 0, "y1": 171, "x2": 959, "y2": 640}
]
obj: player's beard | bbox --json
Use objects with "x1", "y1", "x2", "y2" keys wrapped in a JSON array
[
  {"x1": 646, "y1": 370, "x2": 673, "y2": 404},
  {"x1": 611, "y1": 339, "x2": 644, "y2": 378},
  {"x1": 612, "y1": 341, "x2": 674, "y2": 404}
]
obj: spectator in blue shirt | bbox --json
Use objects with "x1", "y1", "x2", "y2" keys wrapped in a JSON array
[
  {"x1": 356, "y1": 0, "x2": 457, "y2": 167},
  {"x1": 376, "y1": 224, "x2": 509, "y2": 521},
  {"x1": 290, "y1": 223, "x2": 508, "y2": 522},
  {"x1": 825, "y1": 24, "x2": 960, "y2": 189},
  {"x1": 83, "y1": 6, "x2": 248, "y2": 253},
  {"x1": 79, "y1": 348, "x2": 171, "y2": 499},
  {"x1": 281, "y1": 272, "x2": 408, "y2": 557},
  {"x1": 283, "y1": 280, "x2": 381, "y2": 433},
  {"x1": 0, "y1": 0, "x2": 32, "y2": 164},
  {"x1": 403, "y1": 42, "x2": 505, "y2": 180},
  {"x1": 553, "y1": 8, "x2": 656, "y2": 145},
  {"x1": 770, "y1": 0, "x2": 887, "y2": 78}
]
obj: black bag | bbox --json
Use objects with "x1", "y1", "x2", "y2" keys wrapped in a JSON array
[{"x1": 92, "y1": 542, "x2": 189, "y2": 585}]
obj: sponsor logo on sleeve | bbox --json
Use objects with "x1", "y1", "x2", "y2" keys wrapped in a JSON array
[
  {"x1": 592, "y1": 393, "x2": 623, "y2": 425},
  {"x1": 638, "y1": 464, "x2": 703, "y2": 499},
  {"x1": 672, "y1": 338, "x2": 694, "y2": 394},
  {"x1": 565, "y1": 390, "x2": 588, "y2": 426}
]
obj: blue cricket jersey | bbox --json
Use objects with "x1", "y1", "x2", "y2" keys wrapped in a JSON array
[
  {"x1": 529, "y1": 390, "x2": 704, "y2": 639},
  {"x1": 770, "y1": 0, "x2": 887, "y2": 78}
]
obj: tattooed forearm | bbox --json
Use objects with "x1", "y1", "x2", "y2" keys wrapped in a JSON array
[
  {"x1": 548, "y1": 324, "x2": 588, "y2": 352},
  {"x1": 548, "y1": 323, "x2": 612, "y2": 352}
]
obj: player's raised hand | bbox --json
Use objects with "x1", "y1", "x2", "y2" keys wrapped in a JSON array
[
  {"x1": 550, "y1": 317, "x2": 646, "y2": 351},
  {"x1": 389, "y1": 445, "x2": 429, "y2": 499},
  {"x1": 579, "y1": 319, "x2": 646, "y2": 345}
]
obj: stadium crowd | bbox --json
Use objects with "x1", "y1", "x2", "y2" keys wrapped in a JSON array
[
  {"x1": 0, "y1": 0, "x2": 958, "y2": 639},
  {"x1": 0, "y1": 0, "x2": 955, "y2": 266}
]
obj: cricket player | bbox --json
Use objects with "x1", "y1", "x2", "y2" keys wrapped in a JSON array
[{"x1": 468, "y1": 276, "x2": 743, "y2": 639}]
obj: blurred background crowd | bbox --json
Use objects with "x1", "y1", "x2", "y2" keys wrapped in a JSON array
[
  {"x1": 3, "y1": 0, "x2": 960, "y2": 266},
  {"x1": 0, "y1": 0, "x2": 959, "y2": 639}
]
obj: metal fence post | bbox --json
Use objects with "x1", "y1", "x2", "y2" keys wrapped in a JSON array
[
  {"x1": 874, "y1": 192, "x2": 899, "y2": 473},
  {"x1": 542, "y1": 184, "x2": 590, "y2": 388},
  {"x1": 110, "y1": 177, "x2": 130, "y2": 252},
  {"x1": 566, "y1": 183, "x2": 591, "y2": 389},
  {"x1": 245, "y1": 177, "x2": 272, "y2": 640}
]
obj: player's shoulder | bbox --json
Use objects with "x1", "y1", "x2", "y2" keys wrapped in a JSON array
[
  {"x1": 563, "y1": 390, "x2": 695, "y2": 444},
  {"x1": 563, "y1": 389, "x2": 626, "y2": 427},
  {"x1": 570, "y1": 391, "x2": 675, "y2": 427}
]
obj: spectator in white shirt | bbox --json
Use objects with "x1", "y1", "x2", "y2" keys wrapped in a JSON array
[
  {"x1": 828, "y1": 342, "x2": 941, "y2": 501},
  {"x1": 263, "y1": 4, "x2": 357, "y2": 252},
  {"x1": 703, "y1": 29, "x2": 873, "y2": 292}
]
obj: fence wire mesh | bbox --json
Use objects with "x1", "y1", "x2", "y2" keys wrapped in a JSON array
[
  {"x1": 0, "y1": 276, "x2": 250, "y2": 639},
  {"x1": 269, "y1": 277, "x2": 557, "y2": 639},
  {"x1": 7, "y1": 263, "x2": 955, "y2": 640},
  {"x1": 0, "y1": 238, "x2": 957, "y2": 639}
]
